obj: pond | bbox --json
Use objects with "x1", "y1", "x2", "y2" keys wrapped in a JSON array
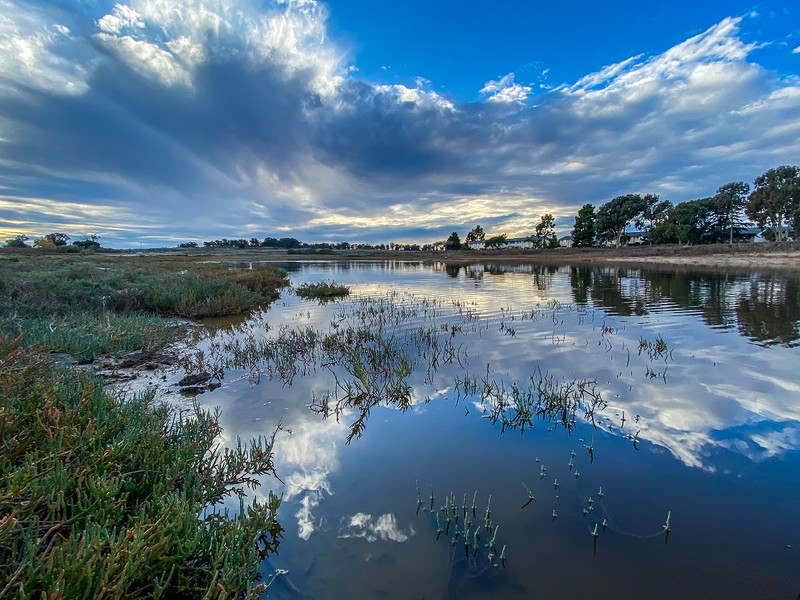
[{"x1": 184, "y1": 260, "x2": 800, "y2": 599}]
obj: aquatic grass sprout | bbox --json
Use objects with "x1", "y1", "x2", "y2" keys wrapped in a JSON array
[
  {"x1": 416, "y1": 485, "x2": 506, "y2": 567},
  {"x1": 183, "y1": 291, "x2": 636, "y2": 444}
]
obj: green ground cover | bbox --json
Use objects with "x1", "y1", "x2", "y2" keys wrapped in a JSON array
[{"x1": 0, "y1": 254, "x2": 289, "y2": 597}]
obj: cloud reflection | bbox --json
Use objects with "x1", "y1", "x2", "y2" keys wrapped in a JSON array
[{"x1": 338, "y1": 513, "x2": 415, "y2": 543}]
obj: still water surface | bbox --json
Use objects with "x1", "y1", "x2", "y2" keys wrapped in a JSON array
[{"x1": 190, "y1": 261, "x2": 800, "y2": 599}]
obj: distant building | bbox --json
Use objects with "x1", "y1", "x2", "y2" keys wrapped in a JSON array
[
  {"x1": 505, "y1": 237, "x2": 535, "y2": 249},
  {"x1": 735, "y1": 227, "x2": 764, "y2": 243},
  {"x1": 624, "y1": 231, "x2": 647, "y2": 246},
  {"x1": 558, "y1": 235, "x2": 573, "y2": 248}
]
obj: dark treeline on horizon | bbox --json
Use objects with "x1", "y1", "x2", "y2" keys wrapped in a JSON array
[{"x1": 185, "y1": 237, "x2": 439, "y2": 252}]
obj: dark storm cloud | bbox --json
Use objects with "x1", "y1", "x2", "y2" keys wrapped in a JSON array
[{"x1": 0, "y1": 57, "x2": 319, "y2": 198}]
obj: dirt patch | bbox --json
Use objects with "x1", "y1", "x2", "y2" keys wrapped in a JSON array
[{"x1": 134, "y1": 242, "x2": 800, "y2": 271}]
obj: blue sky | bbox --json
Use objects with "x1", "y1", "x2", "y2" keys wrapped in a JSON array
[{"x1": 0, "y1": 0, "x2": 799, "y2": 247}]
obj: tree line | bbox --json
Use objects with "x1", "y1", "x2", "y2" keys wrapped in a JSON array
[
  {"x1": 445, "y1": 213, "x2": 561, "y2": 250},
  {"x1": 570, "y1": 165, "x2": 799, "y2": 247},
  {"x1": 191, "y1": 237, "x2": 442, "y2": 251},
  {"x1": 3, "y1": 233, "x2": 101, "y2": 250}
]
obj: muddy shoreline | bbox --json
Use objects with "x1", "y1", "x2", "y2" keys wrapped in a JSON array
[{"x1": 131, "y1": 241, "x2": 800, "y2": 272}]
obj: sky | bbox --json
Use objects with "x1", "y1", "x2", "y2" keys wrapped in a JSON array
[{"x1": 0, "y1": 0, "x2": 799, "y2": 248}]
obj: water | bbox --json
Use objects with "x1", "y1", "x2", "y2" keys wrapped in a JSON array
[{"x1": 187, "y1": 261, "x2": 800, "y2": 599}]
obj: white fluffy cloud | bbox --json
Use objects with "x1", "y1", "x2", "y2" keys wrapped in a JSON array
[
  {"x1": 0, "y1": 1, "x2": 91, "y2": 94},
  {"x1": 480, "y1": 72, "x2": 531, "y2": 103}
]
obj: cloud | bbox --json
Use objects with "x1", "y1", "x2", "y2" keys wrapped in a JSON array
[
  {"x1": 338, "y1": 512, "x2": 414, "y2": 543},
  {"x1": 97, "y1": 4, "x2": 145, "y2": 36},
  {"x1": 0, "y1": 3, "x2": 799, "y2": 246},
  {"x1": 480, "y1": 72, "x2": 532, "y2": 103},
  {"x1": 0, "y1": 0, "x2": 92, "y2": 95}
]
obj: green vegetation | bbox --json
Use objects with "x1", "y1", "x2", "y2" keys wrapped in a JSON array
[
  {"x1": 596, "y1": 194, "x2": 647, "y2": 247},
  {"x1": 445, "y1": 231, "x2": 462, "y2": 250},
  {"x1": 295, "y1": 281, "x2": 351, "y2": 301},
  {"x1": 714, "y1": 181, "x2": 751, "y2": 245},
  {"x1": 15, "y1": 314, "x2": 176, "y2": 360},
  {"x1": 0, "y1": 255, "x2": 288, "y2": 357},
  {"x1": 571, "y1": 204, "x2": 596, "y2": 248},
  {"x1": 4, "y1": 234, "x2": 29, "y2": 248},
  {"x1": 582, "y1": 164, "x2": 798, "y2": 247},
  {"x1": 0, "y1": 331, "x2": 282, "y2": 598},
  {"x1": 484, "y1": 234, "x2": 508, "y2": 248},
  {"x1": 531, "y1": 213, "x2": 559, "y2": 249},
  {"x1": 746, "y1": 165, "x2": 800, "y2": 242},
  {"x1": 465, "y1": 225, "x2": 485, "y2": 246},
  {"x1": 0, "y1": 254, "x2": 289, "y2": 597}
]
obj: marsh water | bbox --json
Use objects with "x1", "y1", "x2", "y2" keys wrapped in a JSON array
[{"x1": 186, "y1": 261, "x2": 800, "y2": 599}]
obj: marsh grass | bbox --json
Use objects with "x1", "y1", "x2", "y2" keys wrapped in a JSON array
[
  {"x1": 295, "y1": 281, "x2": 351, "y2": 301},
  {"x1": 0, "y1": 331, "x2": 283, "y2": 598},
  {"x1": 0, "y1": 255, "x2": 288, "y2": 357},
  {"x1": 0, "y1": 254, "x2": 288, "y2": 319},
  {"x1": 9, "y1": 313, "x2": 178, "y2": 359}
]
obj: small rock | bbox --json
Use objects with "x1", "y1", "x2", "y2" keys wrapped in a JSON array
[{"x1": 178, "y1": 371, "x2": 212, "y2": 387}]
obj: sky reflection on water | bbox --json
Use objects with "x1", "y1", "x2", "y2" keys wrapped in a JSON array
[{"x1": 192, "y1": 261, "x2": 800, "y2": 599}]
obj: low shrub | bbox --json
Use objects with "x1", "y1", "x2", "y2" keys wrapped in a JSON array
[
  {"x1": 295, "y1": 281, "x2": 351, "y2": 301},
  {"x1": 0, "y1": 331, "x2": 283, "y2": 598},
  {"x1": 11, "y1": 313, "x2": 178, "y2": 359},
  {"x1": 0, "y1": 256, "x2": 289, "y2": 319}
]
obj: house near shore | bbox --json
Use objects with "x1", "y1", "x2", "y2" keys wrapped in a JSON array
[
  {"x1": 491, "y1": 227, "x2": 777, "y2": 250},
  {"x1": 735, "y1": 227, "x2": 764, "y2": 243},
  {"x1": 505, "y1": 237, "x2": 535, "y2": 249},
  {"x1": 624, "y1": 231, "x2": 647, "y2": 245}
]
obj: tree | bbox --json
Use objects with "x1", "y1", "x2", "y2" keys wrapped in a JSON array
[
  {"x1": 40, "y1": 232, "x2": 70, "y2": 246},
  {"x1": 712, "y1": 182, "x2": 750, "y2": 244},
  {"x1": 637, "y1": 194, "x2": 672, "y2": 240},
  {"x1": 72, "y1": 234, "x2": 101, "y2": 250},
  {"x1": 595, "y1": 194, "x2": 647, "y2": 247},
  {"x1": 484, "y1": 234, "x2": 508, "y2": 248},
  {"x1": 276, "y1": 237, "x2": 301, "y2": 249},
  {"x1": 445, "y1": 231, "x2": 462, "y2": 250},
  {"x1": 648, "y1": 198, "x2": 714, "y2": 245},
  {"x1": 532, "y1": 214, "x2": 557, "y2": 249},
  {"x1": 746, "y1": 165, "x2": 800, "y2": 241},
  {"x1": 44, "y1": 232, "x2": 70, "y2": 246},
  {"x1": 572, "y1": 204, "x2": 596, "y2": 247},
  {"x1": 465, "y1": 225, "x2": 485, "y2": 246},
  {"x1": 5, "y1": 234, "x2": 30, "y2": 248},
  {"x1": 178, "y1": 241, "x2": 198, "y2": 248}
]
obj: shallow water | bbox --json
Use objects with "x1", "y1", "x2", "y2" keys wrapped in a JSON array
[{"x1": 190, "y1": 261, "x2": 800, "y2": 599}]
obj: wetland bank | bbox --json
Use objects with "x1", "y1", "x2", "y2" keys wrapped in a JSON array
[{"x1": 2, "y1": 253, "x2": 799, "y2": 598}]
